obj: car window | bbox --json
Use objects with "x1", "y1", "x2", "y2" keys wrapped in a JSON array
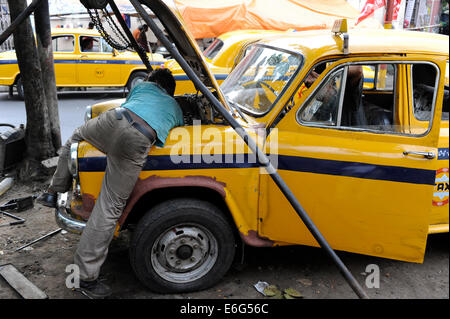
[
  {"x1": 412, "y1": 63, "x2": 449, "y2": 122},
  {"x1": 221, "y1": 45, "x2": 303, "y2": 117},
  {"x1": 80, "y1": 36, "x2": 101, "y2": 53},
  {"x1": 299, "y1": 68, "x2": 344, "y2": 126},
  {"x1": 297, "y1": 62, "x2": 439, "y2": 136},
  {"x1": 101, "y1": 38, "x2": 113, "y2": 53},
  {"x1": 52, "y1": 35, "x2": 74, "y2": 52},
  {"x1": 363, "y1": 64, "x2": 395, "y2": 91}
]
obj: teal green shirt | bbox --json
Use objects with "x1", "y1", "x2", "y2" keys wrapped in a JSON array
[{"x1": 122, "y1": 82, "x2": 184, "y2": 147}]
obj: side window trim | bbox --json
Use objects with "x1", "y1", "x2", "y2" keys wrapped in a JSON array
[
  {"x1": 295, "y1": 60, "x2": 439, "y2": 138},
  {"x1": 336, "y1": 65, "x2": 349, "y2": 127},
  {"x1": 52, "y1": 35, "x2": 75, "y2": 53}
]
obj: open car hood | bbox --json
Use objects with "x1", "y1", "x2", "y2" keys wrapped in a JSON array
[{"x1": 138, "y1": 0, "x2": 228, "y2": 107}]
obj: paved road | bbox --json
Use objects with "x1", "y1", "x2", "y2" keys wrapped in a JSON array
[{"x1": 0, "y1": 90, "x2": 126, "y2": 142}]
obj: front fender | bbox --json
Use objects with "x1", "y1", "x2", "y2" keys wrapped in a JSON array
[{"x1": 118, "y1": 175, "x2": 227, "y2": 226}]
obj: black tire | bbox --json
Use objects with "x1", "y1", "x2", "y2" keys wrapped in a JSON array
[
  {"x1": 129, "y1": 198, "x2": 235, "y2": 293},
  {"x1": 126, "y1": 71, "x2": 148, "y2": 92},
  {"x1": 16, "y1": 77, "x2": 24, "y2": 100}
]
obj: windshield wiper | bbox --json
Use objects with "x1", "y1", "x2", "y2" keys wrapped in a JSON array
[{"x1": 227, "y1": 100, "x2": 248, "y2": 123}]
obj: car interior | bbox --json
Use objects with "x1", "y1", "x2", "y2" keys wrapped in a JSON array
[{"x1": 298, "y1": 60, "x2": 448, "y2": 135}]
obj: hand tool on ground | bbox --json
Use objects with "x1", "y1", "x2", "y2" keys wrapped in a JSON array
[
  {"x1": 0, "y1": 211, "x2": 25, "y2": 227},
  {"x1": 0, "y1": 196, "x2": 36, "y2": 212}
]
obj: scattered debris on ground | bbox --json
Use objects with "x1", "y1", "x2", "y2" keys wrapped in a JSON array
[{"x1": 0, "y1": 179, "x2": 448, "y2": 299}]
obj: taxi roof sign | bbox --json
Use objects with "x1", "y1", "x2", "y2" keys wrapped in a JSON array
[{"x1": 332, "y1": 19, "x2": 348, "y2": 34}]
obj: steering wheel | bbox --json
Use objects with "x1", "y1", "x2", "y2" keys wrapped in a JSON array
[
  {"x1": 238, "y1": 80, "x2": 278, "y2": 111},
  {"x1": 257, "y1": 80, "x2": 278, "y2": 97}
]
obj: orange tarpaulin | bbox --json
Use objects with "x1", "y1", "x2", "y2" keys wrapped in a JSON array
[{"x1": 174, "y1": 0, "x2": 381, "y2": 39}]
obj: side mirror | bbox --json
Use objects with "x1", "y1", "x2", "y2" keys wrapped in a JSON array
[{"x1": 112, "y1": 49, "x2": 118, "y2": 57}]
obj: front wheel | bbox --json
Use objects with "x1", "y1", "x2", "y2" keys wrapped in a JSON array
[{"x1": 129, "y1": 198, "x2": 236, "y2": 293}]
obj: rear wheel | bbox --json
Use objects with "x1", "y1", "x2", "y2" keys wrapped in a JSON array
[
  {"x1": 129, "y1": 198, "x2": 235, "y2": 293},
  {"x1": 126, "y1": 71, "x2": 148, "y2": 92}
]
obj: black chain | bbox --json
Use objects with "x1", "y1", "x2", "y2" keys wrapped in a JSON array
[
  {"x1": 101, "y1": 8, "x2": 131, "y2": 49},
  {"x1": 87, "y1": 8, "x2": 130, "y2": 51},
  {"x1": 85, "y1": 7, "x2": 151, "y2": 69}
]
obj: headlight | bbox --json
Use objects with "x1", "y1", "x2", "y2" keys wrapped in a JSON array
[
  {"x1": 69, "y1": 142, "x2": 79, "y2": 177},
  {"x1": 84, "y1": 105, "x2": 92, "y2": 123}
]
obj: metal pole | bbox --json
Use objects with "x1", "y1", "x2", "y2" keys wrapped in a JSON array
[
  {"x1": 131, "y1": 0, "x2": 369, "y2": 299},
  {"x1": 384, "y1": 0, "x2": 395, "y2": 29},
  {"x1": 15, "y1": 228, "x2": 62, "y2": 251},
  {"x1": 0, "y1": 0, "x2": 43, "y2": 46}
]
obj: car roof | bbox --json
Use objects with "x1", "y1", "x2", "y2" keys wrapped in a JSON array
[
  {"x1": 51, "y1": 28, "x2": 101, "y2": 36},
  {"x1": 217, "y1": 29, "x2": 288, "y2": 42},
  {"x1": 257, "y1": 29, "x2": 449, "y2": 58}
]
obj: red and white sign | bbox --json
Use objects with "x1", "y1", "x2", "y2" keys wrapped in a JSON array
[
  {"x1": 392, "y1": 0, "x2": 402, "y2": 21},
  {"x1": 356, "y1": 0, "x2": 386, "y2": 25},
  {"x1": 433, "y1": 168, "x2": 449, "y2": 207}
]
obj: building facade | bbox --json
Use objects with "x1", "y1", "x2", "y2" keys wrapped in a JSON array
[{"x1": 347, "y1": 0, "x2": 447, "y2": 33}]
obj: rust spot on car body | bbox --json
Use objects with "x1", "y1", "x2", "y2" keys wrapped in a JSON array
[
  {"x1": 240, "y1": 230, "x2": 275, "y2": 247},
  {"x1": 71, "y1": 193, "x2": 96, "y2": 220}
]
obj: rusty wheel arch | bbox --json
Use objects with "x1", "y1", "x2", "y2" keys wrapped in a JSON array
[{"x1": 118, "y1": 175, "x2": 235, "y2": 229}]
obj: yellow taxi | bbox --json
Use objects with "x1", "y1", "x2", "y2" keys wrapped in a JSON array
[
  {"x1": 56, "y1": 0, "x2": 449, "y2": 294},
  {"x1": 0, "y1": 28, "x2": 165, "y2": 99}
]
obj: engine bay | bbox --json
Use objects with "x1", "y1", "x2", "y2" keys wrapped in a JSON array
[{"x1": 175, "y1": 93, "x2": 227, "y2": 125}]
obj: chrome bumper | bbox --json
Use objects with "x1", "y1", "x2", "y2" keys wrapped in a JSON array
[{"x1": 54, "y1": 192, "x2": 85, "y2": 234}]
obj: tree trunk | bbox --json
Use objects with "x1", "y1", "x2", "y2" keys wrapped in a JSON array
[
  {"x1": 7, "y1": 0, "x2": 58, "y2": 181},
  {"x1": 34, "y1": 0, "x2": 61, "y2": 151}
]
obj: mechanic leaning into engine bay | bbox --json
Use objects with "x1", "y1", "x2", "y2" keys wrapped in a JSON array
[{"x1": 37, "y1": 68, "x2": 184, "y2": 298}]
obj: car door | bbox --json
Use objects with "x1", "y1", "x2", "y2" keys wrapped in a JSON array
[
  {"x1": 52, "y1": 34, "x2": 77, "y2": 86},
  {"x1": 77, "y1": 36, "x2": 121, "y2": 86},
  {"x1": 258, "y1": 56, "x2": 446, "y2": 263},
  {"x1": 407, "y1": 61, "x2": 449, "y2": 231}
]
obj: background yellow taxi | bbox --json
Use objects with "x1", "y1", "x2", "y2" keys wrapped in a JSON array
[
  {"x1": 166, "y1": 28, "x2": 377, "y2": 96},
  {"x1": 0, "y1": 28, "x2": 165, "y2": 99}
]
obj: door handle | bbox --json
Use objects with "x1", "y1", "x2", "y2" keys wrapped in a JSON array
[{"x1": 403, "y1": 151, "x2": 436, "y2": 159}]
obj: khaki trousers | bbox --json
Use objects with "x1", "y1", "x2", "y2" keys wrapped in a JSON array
[{"x1": 50, "y1": 109, "x2": 153, "y2": 281}]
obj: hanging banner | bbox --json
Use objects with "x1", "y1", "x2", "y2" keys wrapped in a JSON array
[
  {"x1": 392, "y1": 0, "x2": 402, "y2": 20},
  {"x1": 416, "y1": 0, "x2": 429, "y2": 27},
  {"x1": 403, "y1": 0, "x2": 416, "y2": 28},
  {"x1": 356, "y1": 0, "x2": 386, "y2": 25}
]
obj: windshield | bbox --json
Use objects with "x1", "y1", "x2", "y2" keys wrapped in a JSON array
[{"x1": 221, "y1": 45, "x2": 302, "y2": 116}]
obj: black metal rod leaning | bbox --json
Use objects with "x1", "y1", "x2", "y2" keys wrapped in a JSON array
[
  {"x1": 106, "y1": 0, "x2": 153, "y2": 72},
  {"x1": 130, "y1": 0, "x2": 369, "y2": 299},
  {"x1": 0, "y1": 0, "x2": 43, "y2": 46},
  {"x1": 15, "y1": 228, "x2": 62, "y2": 252}
]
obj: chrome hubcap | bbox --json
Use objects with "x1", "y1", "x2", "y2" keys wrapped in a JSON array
[{"x1": 150, "y1": 223, "x2": 218, "y2": 283}]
